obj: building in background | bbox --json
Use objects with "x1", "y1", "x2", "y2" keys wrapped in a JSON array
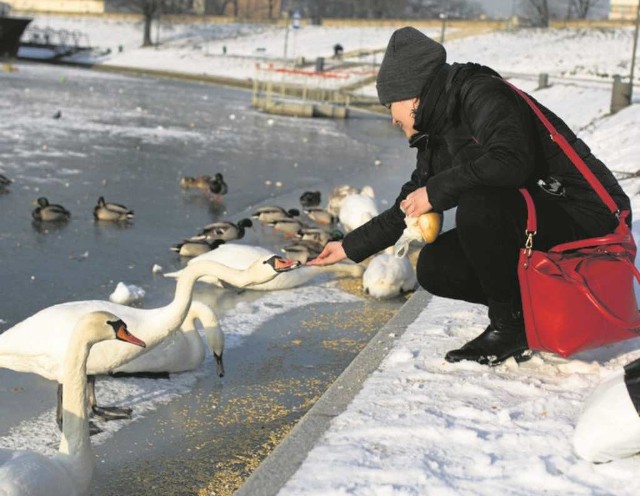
[
  {"x1": 3, "y1": 0, "x2": 104, "y2": 13},
  {"x1": 610, "y1": 0, "x2": 639, "y2": 19},
  {"x1": 6, "y1": 0, "x2": 287, "y2": 19},
  {"x1": 193, "y1": 0, "x2": 282, "y2": 18}
]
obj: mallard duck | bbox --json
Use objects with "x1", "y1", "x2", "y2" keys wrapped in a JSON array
[
  {"x1": 0, "y1": 173, "x2": 12, "y2": 190},
  {"x1": 281, "y1": 241, "x2": 323, "y2": 264},
  {"x1": 266, "y1": 217, "x2": 307, "y2": 237},
  {"x1": 171, "y1": 238, "x2": 225, "y2": 257},
  {"x1": 208, "y1": 173, "x2": 228, "y2": 195},
  {"x1": 180, "y1": 175, "x2": 212, "y2": 190},
  {"x1": 296, "y1": 227, "x2": 344, "y2": 246},
  {"x1": 93, "y1": 196, "x2": 134, "y2": 222},
  {"x1": 32, "y1": 197, "x2": 71, "y2": 222},
  {"x1": 299, "y1": 190, "x2": 321, "y2": 208},
  {"x1": 196, "y1": 218, "x2": 252, "y2": 241},
  {"x1": 251, "y1": 205, "x2": 300, "y2": 224},
  {"x1": 304, "y1": 207, "x2": 338, "y2": 226},
  {"x1": 207, "y1": 173, "x2": 228, "y2": 204}
]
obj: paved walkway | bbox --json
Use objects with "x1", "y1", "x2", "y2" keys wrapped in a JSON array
[{"x1": 235, "y1": 289, "x2": 432, "y2": 496}]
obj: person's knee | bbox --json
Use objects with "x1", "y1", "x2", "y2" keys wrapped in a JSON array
[{"x1": 416, "y1": 244, "x2": 447, "y2": 295}]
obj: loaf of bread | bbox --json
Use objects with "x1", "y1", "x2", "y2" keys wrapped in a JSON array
[{"x1": 417, "y1": 212, "x2": 442, "y2": 244}]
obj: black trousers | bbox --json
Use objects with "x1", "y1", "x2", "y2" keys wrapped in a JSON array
[{"x1": 416, "y1": 188, "x2": 600, "y2": 311}]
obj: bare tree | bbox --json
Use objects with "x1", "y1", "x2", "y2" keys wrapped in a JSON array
[
  {"x1": 266, "y1": 0, "x2": 278, "y2": 18},
  {"x1": 283, "y1": 0, "x2": 483, "y2": 20},
  {"x1": 523, "y1": 0, "x2": 550, "y2": 27},
  {"x1": 395, "y1": 0, "x2": 482, "y2": 19},
  {"x1": 197, "y1": 0, "x2": 237, "y2": 16},
  {"x1": 219, "y1": 0, "x2": 239, "y2": 16},
  {"x1": 108, "y1": 0, "x2": 191, "y2": 47},
  {"x1": 571, "y1": 0, "x2": 602, "y2": 19}
]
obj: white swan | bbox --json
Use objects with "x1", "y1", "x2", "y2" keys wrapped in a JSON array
[
  {"x1": 574, "y1": 359, "x2": 640, "y2": 463},
  {"x1": 111, "y1": 300, "x2": 225, "y2": 377},
  {"x1": 165, "y1": 243, "x2": 364, "y2": 290},
  {"x1": 0, "y1": 255, "x2": 298, "y2": 425},
  {"x1": 362, "y1": 248, "x2": 417, "y2": 299},
  {"x1": 394, "y1": 212, "x2": 443, "y2": 258},
  {"x1": 327, "y1": 184, "x2": 360, "y2": 217},
  {"x1": 339, "y1": 187, "x2": 378, "y2": 233},
  {"x1": 0, "y1": 311, "x2": 145, "y2": 496}
]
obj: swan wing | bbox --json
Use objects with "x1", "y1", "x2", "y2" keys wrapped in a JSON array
[
  {"x1": 187, "y1": 243, "x2": 274, "y2": 270},
  {"x1": 112, "y1": 300, "x2": 216, "y2": 374},
  {"x1": 0, "y1": 301, "x2": 149, "y2": 380},
  {"x1": 165, "y1": 244, "x2": 273, "y2": 284},
  {"x1": 339, "y1": 194, "x2": 379, "y2": 233},
  {"x1": 112, "y1": 329, "x2": 200, "y2": 373},
  {"x1": 0, "y1": 450, "x2": 76, "y2": 496},
  {"x1": 0, "y1": 301, "x2": 105, "y2": 380}
]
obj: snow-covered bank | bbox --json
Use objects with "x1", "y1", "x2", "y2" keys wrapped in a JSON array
[{"x1": 4, "y1": 17, "x2": 640, "y2": 494}]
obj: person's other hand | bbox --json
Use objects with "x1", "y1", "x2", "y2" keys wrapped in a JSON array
[
  {"x1": 400, "y1": 187, "x2": 432, "y2": 217},
  {"x1": 306, "y1": 241, "x2": 347, "y2": 266}
]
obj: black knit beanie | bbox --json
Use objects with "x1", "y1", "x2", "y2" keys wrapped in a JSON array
[{"x1": 376, "y1": 27, "x2": 447, "y2": 106}]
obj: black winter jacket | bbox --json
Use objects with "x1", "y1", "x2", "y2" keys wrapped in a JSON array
[{"x1": 343, "y1": 63, "x2": 631, "y2": 263}]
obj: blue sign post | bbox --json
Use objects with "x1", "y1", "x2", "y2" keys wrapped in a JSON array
[
  {"x1": 292, "y1": 10, "x2": 301, "y2": 29},
  {"x1": 284, "y1": 10, "x2": 302, "y2": 59}
]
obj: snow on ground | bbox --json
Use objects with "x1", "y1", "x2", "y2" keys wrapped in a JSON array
[
  {"x1": 24, "y1": 16, "x2": 637, "y2": 92},
  {"x1": 7, "y1": 15, "x2": 640, "y2": 493}
]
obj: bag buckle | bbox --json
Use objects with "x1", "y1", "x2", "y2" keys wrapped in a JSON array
[{"x1": 525, "y1": 230, "x2": 536, "y2": 258}]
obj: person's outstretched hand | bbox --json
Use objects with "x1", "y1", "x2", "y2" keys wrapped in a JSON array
[{"x1": 306, "y1": 241, "x2": 347, "y2": 266}]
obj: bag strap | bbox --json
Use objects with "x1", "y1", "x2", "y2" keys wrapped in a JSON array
[
  {"x1": 507, "y1": 82, "x2": 640, "y2": 330},
  {"x1": 503, "y1": 79, "x2": 620, "y2": 215}
]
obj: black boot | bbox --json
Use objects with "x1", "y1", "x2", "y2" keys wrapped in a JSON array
[{"x1": 445, "y1": 300, "x2": 532, "y2": 366}]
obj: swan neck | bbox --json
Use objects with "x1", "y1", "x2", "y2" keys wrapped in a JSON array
[
  {"x1": 160, "y1": 261, "x2": 239, "y2": 337},
  {"x1": 187, "y1": 260, "x2": 264, "y2": 288},
  {"x1": 160, "y1": 262, "x2": 205, "y2": 332},
  {"x1": 57, "y1": 333, "x2": 95, "y2": 491}
]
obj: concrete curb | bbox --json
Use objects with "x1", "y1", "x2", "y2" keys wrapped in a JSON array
[{"x1": 235, "y1": 288, "x2": 431, "y2": 496}]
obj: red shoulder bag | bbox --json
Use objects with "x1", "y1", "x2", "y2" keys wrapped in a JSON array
[{"x1": 507, "y1": 82, "x2": 640, "y2": 357}]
